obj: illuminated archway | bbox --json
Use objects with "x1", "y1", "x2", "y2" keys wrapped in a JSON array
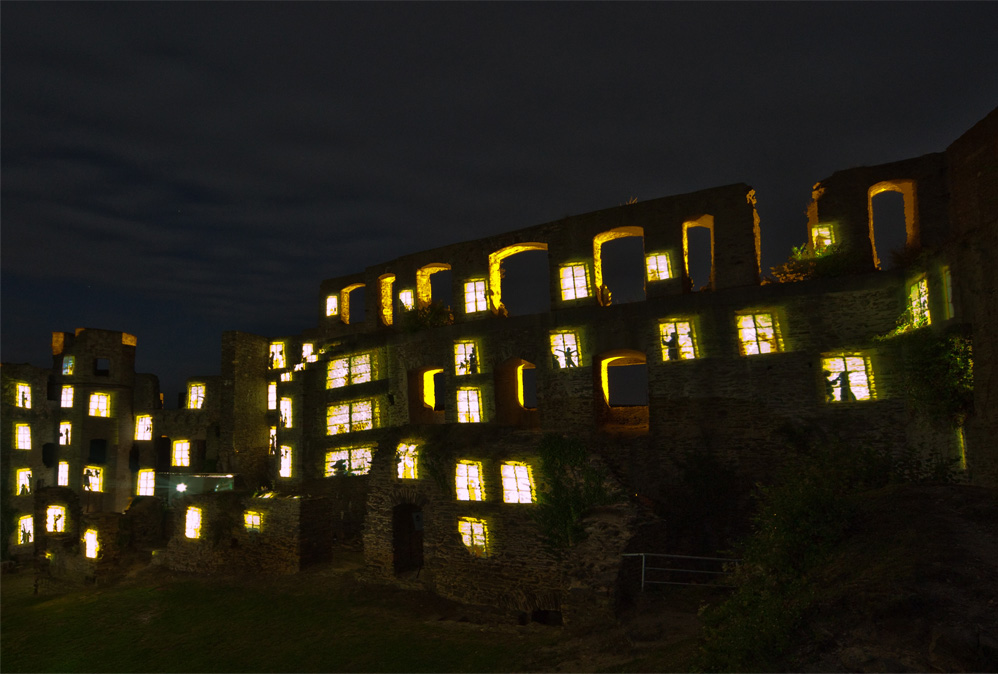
[
  {"x1": 597, "y1": 349, "x2": 647, "y2": 406},
  {"x1": 416, "y1": 263, "x2": 451, "y2": 309},
  {"x1": 592, "y1": 226, "x2": 643, "y2": 306},
  {"x1": 488, "y1": 242, "x2": 549, "y2": 314},
  {"x1": 682, "y1": 215, "x2": 714, "y2": 291},
  {"x1": 867, "y1": 180, "x2": 918, "y2": 270},
  {"x1": 340, "y1": 283, "x2": 365, "y2": 324},
  {"x1": 378, "y1": 274, "x2": 396, "y2": 326}
]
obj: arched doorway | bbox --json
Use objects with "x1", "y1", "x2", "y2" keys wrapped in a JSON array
[{"x1": 392, "y1": 503, "x2": 424, "y2": 574}]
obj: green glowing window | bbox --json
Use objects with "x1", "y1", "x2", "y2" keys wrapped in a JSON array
[
  {"x1": 736, "y1": 313, "x2": 783, "y2": 356},
  {"x1": 456, "y1": 461, "x2": 484, "y2": 501},
  {"x1": 559, "y1": 264, "x2": 590, "y2": 301},
  {"x1": 501, "y1": 462, "x2": 535, "y2": 504},
  {"x1": 454, "y1": 342, "x2": 479, "y2": 375},
  {"x1": 62, "y1": 356, "x2": 75, "y2": 375},
  {"x1": 659, "y1": 320, "x2": 698, "y2": 361},
  {"x1": 326, "y1": 400, "x2": 374, "y2": 435},
  {"x1": 327, "y1": 353, "x2": 372, "y2": 388},
  {"x1": 15, "y1": 383, "x2": 31, "y2": 408},
  {"x1": 456, "y1": 388, "x2": 482, "y2": 423},
  {"x1": 14, "y1": 424, "x2": 31, "y2": 450},
  {"x1": 135, "y1": 415, "x2": 152, "y2": 441},
  {"x1": 822, "y1": 354, "x2": 875, "y2": 402},
  {"x1": 61, "y1": 385, "x2": 74, "y2": 408},
  {"x1": 550, "y1": 331, "x2": 581, "y2": 368},
  {"x1": 908, "y1": 277, "x2": 931, "y2": 328},
  {"x1": 324, "y1": 447, "x2": 373, "y2": 476},
  {"x1": 458, "y1": 517, "x2": 489, "y2": 557},
  {"x1": 464, "y1": 279, "x2": 488, "y2": 313},
  {"x1": 646, "y1": 253, "x2": 673, "y2": 281},
  {"x1": 396, "y1": 443, "x2": 418, "y2": 479}
]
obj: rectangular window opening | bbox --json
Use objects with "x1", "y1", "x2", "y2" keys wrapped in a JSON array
[
  {"x1": 822, "y1": 354, "x2": 875, "y2": 402},
  {"x1": 137, "y1": 469, "x2": 156, "y2": 496},
  {"x1": 908, "y1": 277, "x2": 931, "y2": 328},
  {"x1": 57, "y1": 462, "x2": 69, "y2": 487},
  {"x1": 15, "y1": 424, "x2": 31, "y2": 450},
  {"x1": 550, "y1": 332, "x2": 581, "y2": 368},
  {"x1": 269, "y1": 343, "x2": 287, "y2": 369},
  {"x1": 456, "y1": 461, "x2": 484, "y2": 501},
  {"x1": 84, "y1": 529, "x2": 99, "y2": 559},
  {"x1": 187, "y1": 384, "x2": 206, "y2": 409},
  {"x1": 46, "y1": 505, "x2": 66, "y2": 533},
  {"x1": 646, "y1": 253, "x2": 673, "y2": 281},
  {"x1": 173, "y1": 440, "x2": 191, "y2": 467},
  {"x1": 454, "y1": 342, "x2": 479, "y2": 375},
  {"x1": 279, "y1": 446, "x2": 293, "y2": 478},
  {"x1": 324, "y1": 446, "x2": 373, "y2": 476},
  {"x1": 185, "y1": 507, "x2": 201, "y2": 539},
  {"x1": 659, "y1": 320, "x2": 698, "y2": 361},
  {"x1": 327, "y1": 353, "x2": 373, "y2": 388},
  {"x1": 88, "y1": 392, "x2": 110, "y2": 417},
  {"x1": 280, "y1": 398, "x2": 293, "y2": 428},
  {"x1": 15, "y1": 383, "x2": 32, "y2": 408},
  {"x1": 135, "y1": 415, "x2": 153, "y2": 441},
  {"x1": 94, "y1": 358, "x2": 110, "y2": 376},
  {"x1": 736, "y1": 313, "x2": 783, "y2": 356},
  {"x1": 16, "y1": 468, "x2": 32, "y2": 496},
  {"x1": 326, "y1": 294, "x2": 339, "y2": 317},
  {"x1": 61, "y1": 385, "x2": 74, "y2": 408},
  {"x1": 559, "y1": 264, "x2": 590, "y2": 301},
  {"x1": 59, "y1": 422, "x2": 72, "y2": 446},
  {"x1": 458, "y1": 517, "x2": 489, "y2": 557},
  {"x1": 464, "y1": 279, "x2": 488, "y2": 314},
  {"x1": 267, "y1": 383, "x2": 277, "y2": 410},
  {"x1": 456, "y1": 388, "x2": 482, "y2": 423},
  {"x1": 501, "y1": 462, "x2": 535, "y2": 503},
  {"x1": 62, "y1": 356, "x2": 75, "y2": 375},
  {"x1": 396, "y1": 443, "x2": 418, "y2": 479},
  {"x1": 17, "y1": 515, "x2": 34, "y2": 545},
  {"x1": 83, "y1": 466, "x2": 104, "y2": 492},
  {"x1": 326, "y1": 400, "x2": 376, "y2": 435},
  {"x1": 244, "y1": 511, "x2": 262, "y2": 531}
]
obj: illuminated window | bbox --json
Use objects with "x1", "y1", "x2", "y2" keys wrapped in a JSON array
[
  {"x1": 15, "y1": 383, "x2": 31, "y2": 408},
  {"x1": 267, "y1": 383, "x2": 277, "y2": 410},
  {"x1": 326, "y1": 400, "x2": 374, "y2": 435},
  {"x1": 269, "y1": 342, "x2": 286, "y2": 369},
  {"x1": 399, "y1": 289, "x2": 415, "y2": 311},
  {"x1": 396, "y1": 443, "x2": 418, "y2": 479},
  {"x1": 659, "y1": 320, "x2": 698, "y2": 361},
  {"x1": 89, "y1": 392, "x2": 110, "y2": 417},
  {"x1": 269, "y1": 426, "x2": 277, "y2": 453},
  {"x1": 456, "y1": 461, "x2": 485, "y2": 501},
  {"x1": 244, "y1": 511, "x2": 262, "y2": 531},
  {"x1": 188, "y1": 384, "x2": 206, "y2": 409},
  {"x1": 327, "y1": 353, "x2": 372, "y2": 388},
  {"x1": 456, "y1": 388, "x2": 482, "y2": 423},
  {"x1": 185, "y1": 507, "x2": 201, "y2": 539},
  {"x1": 811, "y1": 224, "x2": 835, "y2": 252},
  {"x1": 16, "y1": 468, "x2": 32, "y2": 495},
  {"x1": 501, "y1": 462, "x2": 535, "y2": 503},
  {"x1": 62, "y1": 356, "x2": 75, "y2": 375},
  {"x1": 60, "y1": 385, "x2": 74, "y2": 408},
  {"x1": 822, "y1": 354, "x2": 875, "y2": 402},
  {"x1": 324, "y1": 446, "x2": 373, "y2": 476},
  {"x1": 83, "y1": 466, "x2": 103, "y2": 492},
  {"x1": 280, "y1": 371, "x2": 293, "y2": 382},
  {"x1": 941, "y1": 266, "x2": 955, "y2": 319},
  {"x1": 326, "y1": 294, "x2": 339, "y2": 317},
  {"x1": 302, "y1": 343, "x2": 317, "y2": 363},
  {"x1": 464, "y1": 279, "x2": 488, "y2": 313},
  {"x1": 550, "y1": 331, "x2": 581, "y2": 368},
  {"x1": 279, "y1": 446, "x2": 293, "y2": 478},
  {"x1": 84, "y1": 529, "x2": 99, "y2": 559},
  {"x1": 172, "y1": 440, "x2": 190, "y2": 467},
  {"x1": 736, "y1": 313, "x2": 783, "y2": 356},
  {"x1": 46, "y1": 505, "x2": 66, "y2": 533},
  {"x1": 137, "y1": 469, "x2": 156, "y2": 496},
  {"x1": 458, "y1": 517, "x2": 489, "y2": 557},
  {"x1": 646, "y1": 253, "x2": 673, "y2": 281},
  {"x1": 57, "y1": 462, "x2": 69, "y2": 486},
  {"x1": 14, "y1": 424, "x2": 31, "y2": 450},
  {"x1": 280, "y1": 397, "x2": 293, "y2": 428},
  {"x1": 59, "y1": 422, "x2": 72, "y2": 446},
  {"x1": 135, "y1": 415, "x2": 152, "y2": 441},
  {"x1": 908, "y1": 277, "x2": 931, "y2": 327},
  {"x1": 454, "y1": 341, "x2": 479, "y2": 375},
  {"x1": 559, "y1": 264, "x2": 590, "y2": 301},
  {"x1": 17, "y1": 515, "x2": 33, "y2": 545}
]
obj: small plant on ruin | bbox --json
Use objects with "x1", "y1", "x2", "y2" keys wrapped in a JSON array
[
  {"x1": 769, "y1": 241, "x2": 851, "y2": 283},
  {"x1": 400, "y1": 300, "x2": 454, "y2": 332}
]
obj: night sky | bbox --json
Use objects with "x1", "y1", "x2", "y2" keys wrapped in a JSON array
[{"x1": 3, "y1": 2, "x2": 996, "y2": 401}]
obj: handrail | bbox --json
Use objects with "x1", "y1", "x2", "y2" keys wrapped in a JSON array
[{"x1": 623, "y1": 552, "x2": 740, "y2": 590}]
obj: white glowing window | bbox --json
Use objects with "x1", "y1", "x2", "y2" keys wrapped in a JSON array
[
  {"x1": 46, "y1": 505, "x2": 66, "y2": 533},
  {"x1": 458, "y1": 517, "x2": 489, "y2": 557},
  {"x1": 399, "y1": 289, "x2": 415, "y2": 311},
  {"x1": 646, "y1": 253, "x2": 673, "y2": 281},
  {"x1": 280, "y1": 398, "x2": 293, "y2": 428},
  {"x1": 908, "y1": 277, "x2": 931, "y2": 327},
  {"x1": 325, "y1": 446, "x2": 374, "y2": 476},
  {"x1": 269, "y1": 426, "x2": 277, "y2": 453},
  {"x1": 16, "y1": 468, "x2": 32, "y2": 496},
  {"x1": 185, "y1": 507, "x2": 201, "y2": 539},
  {"x1": 57, "y1": 462, "x2": 69, "y2": 486},
  {"x1": 454, "y1": 342, "x2": 479, "y2": 375},
  {"x1": 244, "y1": 511, "x2": 262, "y2": 531},
  {"x1": 83, "y1": 466, "x2": 103, "y2": 492},
  {"x1": 501, "y1": 462, "x2": 535, "y2": 503},
  {"x1": 84, "y1": 529, "x2": 99, "y2": 559},
  {"x1": 456, "y1": 461, "x2": 484, "y2": 500},
  {"x1": 188, "y1": 384, "x2": 206, "y2": 409},
  {"x1": 62, "y1": 356, "x2": 75, "y2": 375},
  {"x1": 267, "y1": 383, "x2": 277, "y2": 410},
  {"x1": 736, "y1": 313, "x2": 783, "y2": 355},
  {"x1": 15, "y1": 383, "x2": 31, "y2": 408},
  {"x1": 14, "y1": 424, "x2": 31, "y2": 450},
  {"x1": 279, "y1": 446, "x2": 293, "y2": 478},
  {"x1": 326, "y1": 295, "x2": 339, "y2": 317},
  {"x1": 17, "y1": 515, "x2": 33, "y2": 545},
  {"x1": 302, "y1": 343, "x2": 317, "y2": 363},
  {"x1": 172, "y1": 441, "x2": 190, "y2": 467},
  {"x1": 280, "y1": 371, "x2": 293, "y2": 382},
  {"x1": 456, "y1": 388, "x2": 482, "y2": 423},
  {"x1": 269, "y1": 342, "x2": 286, "y2": 369},
  {"x1": 822, "y1": 354, "x2": 875, "y2": 402},
  {"x1": 464, "y1": 280, "x2": 488, "y2": 313},
  {"x1": 811, "y1": 224, "x2": 835, "y2": 252},
  {"x1": 137, "y1": 469, "x2": 156, "y2": 496},
  {"x1": 135, "y1": 415, "x2": 152, "y2": 441},
  {"x1": 559, "y1": 264, "x2": 590, "y2": 301},
  {"x1": 59, "y1": 422, "x2": 72, "y2": 446},
  {"x1": 89, "y1": 392, "x2": 110, "y2": 417},
  {"x1": 396, "y1": 443, "x2": 418, "y2": 479},
  {"x1": 659, "y1": 320, "x2": 698, "y2": 361},
  {"x1": 60, "y1": 385, "x2": 74, "y2": 408},
  {"x1": 550, "y1": 332, "x2": 581, "y2": 368},
  {"x1": 326, "y1": 400, "x2": 375, "y2": 435},
  {"x1": 327, "y1": 354, "x2": 372, "y2": 388},
  {"x1": 942, "y1": 266, "x2": 955, "y2": 319}
]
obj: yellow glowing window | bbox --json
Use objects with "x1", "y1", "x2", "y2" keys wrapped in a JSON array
[
  {"x1": 302, "y1": 343, "x2": 317, "y2": 363},
  {"x1": 908, "y1": 277, "x2": 931, "y2": 327},
  {"x1": 185, "y1": 507, "x2": 201, "y2": 539},
  {"x1": 811, "y1": 224, "x2": 835, "y2": 252},
  {"x1": 456, "y1": 388, "x2": 482, "y2": 423},
  {"x1": 279, "y1": 446, "x2": 293, "y2": 477},
  {"x1": 559, "y1": 264, "x2": 590, "y2": 301},
  {"x1": 659, "y1": 320, "x2": 698, "y2": 361},
  {"x1": 324, "y1": 447, "x2": 373, "y2": 476},
  {"x1": 62, "y1": 356, "x2": 75, "y2": 375},
  {"x1": 422, "y1": 368, "x2": 444, "y2": 409},
  {"x1": 269, "y1": 426, "x2": 277, "y2": 453},
  {"x1": 172, "y1": 440, "x2": 190, "y2": 467},
  {"x1": 326, "y1": 294, "x2": 339, "y2": 317},
  {"x1": 188, "y1": 384, "x2": 206, "y2": 409},
  {"x1": 326, "y1": 400, "x2": 375, "y2": 435},
  {"x1": 646, "y1": 253, "x2": 673, "y2": 281},
  {"x1": 456, "y1": 461, "x2": 485, "y2": 501},
  {"x1": 550, "y1": 332, "x2": 581, "y2": 368},
  {"x1": 89, "y1": 392, "x2": 110, "y2": 417},
  {"x1": 327, "y1": 353, "x2": 372, "y2": 388},
  {"x1": 501, "y1": 462, "x2": 535, "y2": 503},
  {"x1": 244, "y1": 511, "x2": 262, "y2": 531},
  {"x1": 736, "y1": 313, "x2": 783, "y2": 355},
  {"x1": 83, "y1": 466, "x2": 103, "y2": 492},
  {"x1": 57, "y1": 462, "x2": 69, "y2": 487},
  {"x1": 267, "y1": 383, "x2": 277, "y2": 410},
  {"x1": 137, "y1": 469, "x2": 156, "y2": 496},
  {"x1": 59, "y1": 422, "x2": 72, "y2": 446},
  {"x1": 84, "y1": 529, "x2": 99, "y2": 559},
  {"x1": 280, "y1": 397, "x2": 293, "y2": 428},
  {"x1": 269, "y1": 342, "x2": 286, "y2": 369},
  {"x1": 15, "y1": 383, "x2": 31, "y2": 408},
  {"x1": 135, "y1": 415, "x2": 152, "y2": 441},
  {"x1": 399, "y1": 289, "x2": 415, "y2": 311},
  {"x1": 14, "y1": 424, "x2": 31, "y2": 450},
  {"x1": 454, "y1": 342, "x2": 479, "y2": 375},
  {"x1": 396, "y1": 443, "x2": 418, "y2": 479},
  {"x1": 60, "y1": 385, "x2": 74, "y2": 408},
  {"x1": 942, "y1": 266, "x2": 955, "y2": 319},
  {"x1": 458, "y1": 517, "x2": 489, "y2": 557},
  {"x1": 822, "y1": 354, "x2": 875, "y2": 402},
  {"x1": 280, "y1": 371, "x2": 293, "y2": 382},
  {"x1": 17, "y1": 515, "x2": 33, "y2": 545},
  {"x1": 46, "y1": 505, "x2": 66, "y2": 533},
  {"x1": 464, "y1": 280, "x2": 488, "y2": 313},
  {"x1": 16, "y1": 468, "x2": 32, "y2": 496}
]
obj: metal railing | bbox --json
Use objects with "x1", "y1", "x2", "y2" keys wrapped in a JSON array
[{"x1": 622, "y1": 552, "x2": 740, "y2": 590}]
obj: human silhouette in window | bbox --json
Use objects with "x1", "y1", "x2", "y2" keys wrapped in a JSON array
[{"x1": 663, "y1": 331, "x2": 681, "y2": 361}]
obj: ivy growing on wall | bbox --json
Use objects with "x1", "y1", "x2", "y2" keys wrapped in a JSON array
[
  {"x1": 769, "y1": 243, "x2": 855, "y2": 283},
  {"x1": 400, "y1": 301, "x2": 454, "y2": 333},
  {"x1": 890, "y1": 328, "x2": 974, "y2": 424}
]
